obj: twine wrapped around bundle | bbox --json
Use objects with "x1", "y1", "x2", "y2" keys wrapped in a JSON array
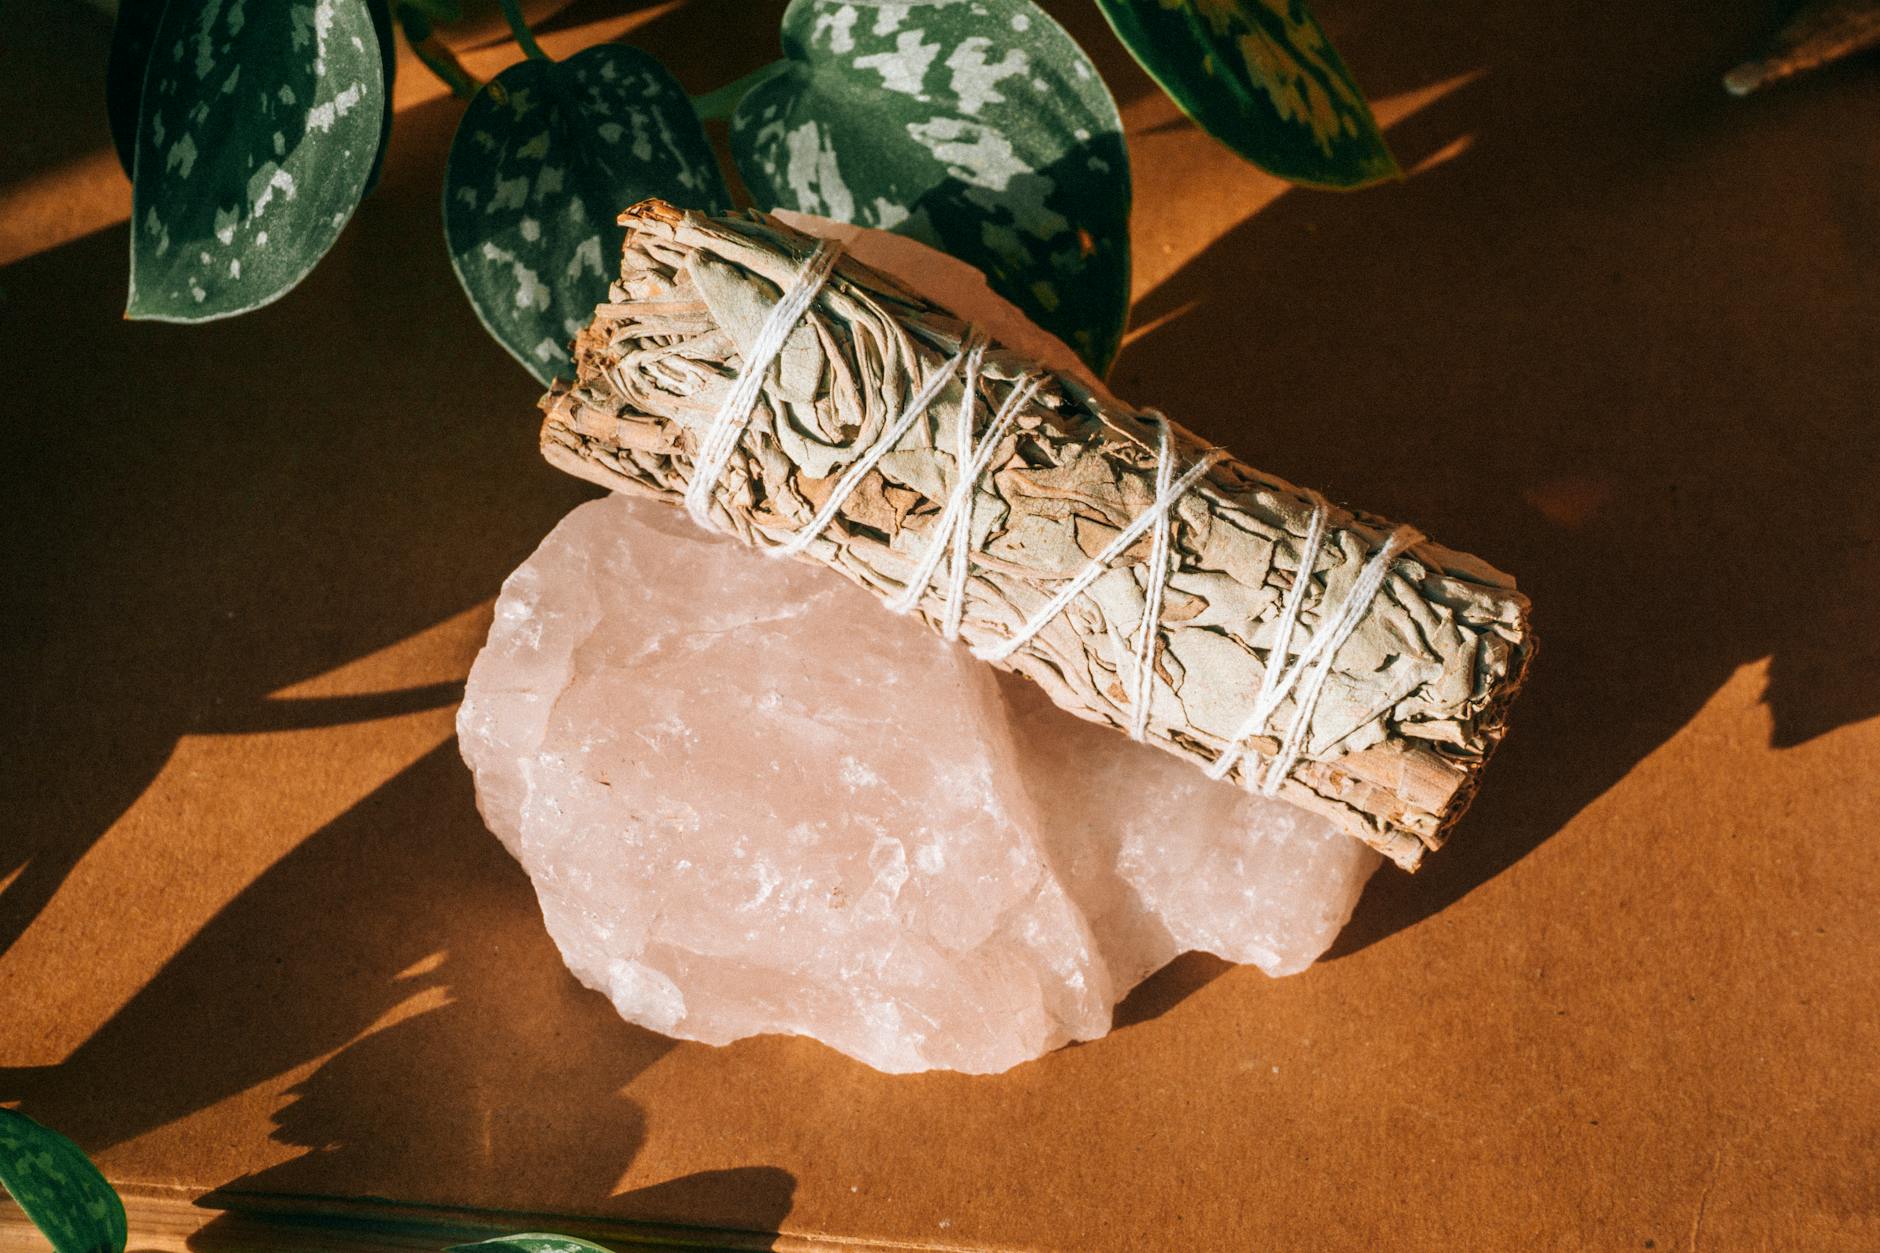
[{"x1": 540, "y1": 200, "x2": 1534, "y2": 870}]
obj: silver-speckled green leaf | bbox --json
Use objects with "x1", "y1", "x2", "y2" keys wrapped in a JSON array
[
  {"x1": 363, "y1": 0, "x2": 397, "y2": 194},
  {"x1": 127, "y1": 0, "x2": 387, "y2": 321},
  {"x1": 0, "y1": 1108, "x2": 127, "y2": 1253},
  {"x1": 445, "y1": 1236, "x2": 614, "y2": 1253},
  {"x1": 445, "y1": 44, "x2": 731, "y2": 386},
  {"x1": 731, "y1": 0, "x2": 1131, "y2": 375},
  {"x1": 1094, "y1": 0, "x2": 1396, "y2": 188},
  {"x1": 106, "y1": 0, "x2": 168, "y2": 178}
]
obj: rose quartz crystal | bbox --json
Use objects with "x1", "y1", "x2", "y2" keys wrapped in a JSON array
[{"x1": 458, "y1": 494, "x2": 1379, "y2": 1074}]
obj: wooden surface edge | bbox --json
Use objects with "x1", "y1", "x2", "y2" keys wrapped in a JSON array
[{"x1": 0, "y1": 1183, "x2": 995, "y2": 1253}]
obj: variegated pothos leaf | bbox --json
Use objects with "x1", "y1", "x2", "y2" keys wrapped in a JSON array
[
  {"x1": 444, "y1": 44, "x2": 731, "y2": 386},
  {"x1": 444, "y1": 1236, "x2": 616, "y2": 1253},
  {"x1": 730, "y1": 0, "x2": 1131, "y2": 375},
  {"x1": 127, "y1": 0, "x2": 387, "y2": 321},
  {"x1": 112, "y1": 0, "x2": 395, "y2": 191},
  {"x1": 362, "y1": 0, "x2": 397, "y2": 194},
  {"x1": 1094, "y1": 0, "x2": 1396, "y2": 188},
  {"x1": 107, "y1": 0, "x2": 168, "y2": 177},
  {"x1": 0, "y1": 1107, "x2": 127, "y2": 1253}
]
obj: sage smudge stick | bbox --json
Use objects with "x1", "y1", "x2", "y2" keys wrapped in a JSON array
[{"x1": 540, "y1": 201, "x2": 1534, "y2": 870}]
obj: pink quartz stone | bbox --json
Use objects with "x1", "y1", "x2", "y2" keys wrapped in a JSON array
[{"x1": 457, "y1": 493, "x2": 1378, "y2": 1074}]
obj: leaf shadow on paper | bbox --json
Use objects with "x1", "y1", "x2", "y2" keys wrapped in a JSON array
[
  {"x1": 0, "y1": 2, "x2": 119, "y2": 196},
  {"x1": 0, "y1": 0, "x2": 896, "y2": 988},
  {"x1": 0, "y1": 30, "x2": 797, "y2": 1243},
  {"x1": 1111, "y1": 1, "x2": 1880, "y2": 959},
  {"x1": 2, "y1": 743, "x2": 795, "y2": 1246},
  {"x1": 3, "y1": 0, "x2": 1873, "y2": 1214}
]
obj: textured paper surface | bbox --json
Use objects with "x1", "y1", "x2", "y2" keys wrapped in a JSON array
[
  {"x1": 3, "y1": 1, "x2": 1876, "y2": 1249},
  {"x1": 542, "y1": 203, "x2": 1534, "y2": 869}
]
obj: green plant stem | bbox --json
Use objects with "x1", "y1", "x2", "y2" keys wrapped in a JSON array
[
  {"x1": 691, "y1": 59, "x2": 788, "y2": 121},
  {"x1": 403, "y1": 22, "x2": 482, "y2": 100},
  {"x1": 498, "y1": 0, "x2": 550, "y2": 61}
]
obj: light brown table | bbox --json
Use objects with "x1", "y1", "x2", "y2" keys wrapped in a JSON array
[{"x1": 4, "y1": 1, "x2": 1876, "y2": 1248}]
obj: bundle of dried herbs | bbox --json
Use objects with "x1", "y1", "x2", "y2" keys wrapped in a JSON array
[{"x1": 540, "y1": 201, "x2": 1534, "y2": 870}]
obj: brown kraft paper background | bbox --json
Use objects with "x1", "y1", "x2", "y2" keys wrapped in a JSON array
[{"x1": 2, "y1": 1, "x2": 1876, "y2": 1248}]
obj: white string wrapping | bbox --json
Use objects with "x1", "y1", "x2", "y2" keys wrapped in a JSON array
[
  {"x1": 885, "y1": 369, "x2": 1045, "y2": 636},
  {"x1": 1206, "y1": 505, "x2": 1424, "y2": 795},
  {"x1": 676, "y1": 242, "x2": 1416, "y2": 794},
  {"x1": 683, "y1": 238, "x2": 845, "y2": 529},
  {"x1": 1125, "y1": 412, "x2": 1180, "y2": 741},
  {"x1": 973, "y1": 439, "x2": 1227, "y2": 666},
  {"x1": 1205, "y1": 496, "x2": 1330, "y2": 784},
  {"x1": 769, "y1": 327, "x2": 988, "y2": 560},
  {"x1": 939, "y1": 373, "x2": 1044, "y2": 640},
  {"x1": 1257, "y1": 524, "x2": 1421, "y2": 793}
]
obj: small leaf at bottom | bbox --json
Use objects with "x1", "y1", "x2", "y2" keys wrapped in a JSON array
[
  {"x1": 445, "y1": 1235, "x2": 616, "y2": 1253},
  {"x1": 0, "y1": 1107, "x2": 127, "y2": 1253}
]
